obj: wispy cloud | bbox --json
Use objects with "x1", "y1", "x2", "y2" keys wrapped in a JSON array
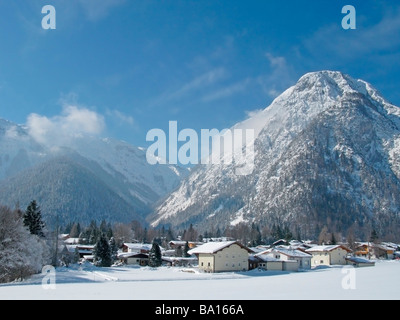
[
  {"x1": 303, "y1": 7, "x2": 400, "y2": 61},
  {"x1": 106, "y1": 109, "x2": 134, "y2": 125},
  {"x1": 258, "y1": 52, "x2": 295, "y2": 98},
  {"x1": 202, "y1": 78, "x2": 250, "y2": 102},
  {"x1": 150, "y1": 68, "x2": 226, "y2": 107}
]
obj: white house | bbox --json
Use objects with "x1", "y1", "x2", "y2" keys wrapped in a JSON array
[
  {"x1": 305, "y1": 245, "x2": 351, "y2": 267},
  {"x1": 188, "y1": 241, "x2": 252, "y2": 273},
  {"x1": 258, "y1": 248, "x2": 312, "y2": 270},
  {"x1": 118, "y1": 252, "x2": 149, "y2": 266},
  {"x1": 122, "y1": 243, "x2": 153, "y2": 253}
]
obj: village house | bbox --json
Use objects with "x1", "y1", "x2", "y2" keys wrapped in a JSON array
[
  {"x1": 258, "y1": 248, "x2": 312, "y2": 270},
  {"x1": 121, "y1": 243, "x2": 153, "y2": 253},
  {"x1": 306, "y1": 245, "x2": 352, "y2": 267},
  {"x1": 253, "y1": 254, "x2": 298, "y2": 271},
  {"x1": 345, "y1": 256, "x2": 375, "y2": 268},
  {"x1": 188, "y1": 241, "x2": 252, "y2": 273},
  {"x1": 168, "y1": 240, "x2": 200, "y2": 250},
  {"x1": 355, "y1": 242, "x2": 397, "y2": 260},
  {"x1": 118, "y1": 252, "x2": 149, "y2": 266}
]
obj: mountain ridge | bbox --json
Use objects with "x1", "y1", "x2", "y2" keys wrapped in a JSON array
[{"x1": 149, "y1": 71, "x2": 400, "y2": 240}]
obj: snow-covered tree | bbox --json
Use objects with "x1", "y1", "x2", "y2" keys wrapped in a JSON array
[
  {"x1": 149, "y1": 242, "x2": 162, "y2": 267},
  {"x1": 109, "y1": 237, "x2": 118, "y2": 262},
  {"x1": 23, "y1": 200, "x2": 45, "y2": 238},
  {"x1": 0, "y1": 206, "x2": 48, "y2": 283},
  {"x1": 93, "y1": 233, "x2": 112, "y2": 267}
]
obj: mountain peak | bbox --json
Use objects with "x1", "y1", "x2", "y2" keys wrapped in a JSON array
[{"x1": 294, "y1": 70, "x2": 388, "y2": 104}]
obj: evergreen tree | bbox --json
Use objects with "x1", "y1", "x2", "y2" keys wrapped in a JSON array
[
  {"x1": 23, "y1": 200, "x2": 45, "y2": 238},
  {"x1": 149, "y1": 242, "x2": 162, "y2": 267},
  {"x1": 370, "y1": 229, "x2": 379, "y2": 243},
  {"x1": 109, "y1": 237, "x2": 118, "y2": 262},
  {"x1": 93, "y1": 233, "x2": 112, "y2": 267},
  {"x1": 106, "y1": 222, "x2": 113, "y2": 240},
  {"x1": 165, "y1": 228, "x2": 174, "y2": 245},
  {"x1": 73, "y1": 247, "x2": 81, "y2": 264},
  {"x1": 330, "y1": 232, "x2": 337, "y2": 245},
  {"x1": 183, "y1": 241, "x2": 191, "y2": 257},
  {"x1": 69, "y1": 223, "x2": 80, "y2": 238}
]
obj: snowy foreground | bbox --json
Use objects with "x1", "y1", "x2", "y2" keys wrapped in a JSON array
[{"x1": 0, "y1": 260, "x2": 399, "y2": 300}]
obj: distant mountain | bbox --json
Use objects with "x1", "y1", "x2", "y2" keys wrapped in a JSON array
[
  {"x1": 149, "y1": 71, "x2": 400, "y2": 240},
  {"x1": 0, "y1": 119, "x2": 187, "y2": 226}
]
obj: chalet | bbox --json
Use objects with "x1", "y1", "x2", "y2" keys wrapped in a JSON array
[
  {"x1": 255, "y1": 255, "x2": 298, "y2": 272},
  {"x1": 306, "y1": 245, "x2": 352, "y2": 267},
  {"x1": 345, "y1": 257, "x2": 375, "y2": 268},
  {"x1": 258, "y1": 248, "x2": 312, "y2": 270},
  {"x1": 118, "y1": 252, "x2": 149, "y2": 266},
  {"x1": 122, "y1": 243, "x2": 152, "y2": 254},
  {"x1": 162, "y1": 256, "x2": 197, "y2": 267},
  {"x1": 188, "y1": 241, "x2": 252, "y2": 273},
  {"x1": 168, "y1": 241, "x2": 200, "y2": 250},
  {"x1": 355, "y1": 242, "x2": 396, "y2": 260}
]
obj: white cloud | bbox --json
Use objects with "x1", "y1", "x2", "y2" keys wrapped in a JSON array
[
  {"x1": 258, "y1": 52, "x2": 295, "y2": 98},
  {"x1": 265, "y1": 53, "x2": 287, "y2": 68},
  {"x1": 27, "y1": 105, "x2": 105, "y2": 146}
]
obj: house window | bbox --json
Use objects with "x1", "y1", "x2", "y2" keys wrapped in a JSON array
[
  {"x1": 232, "y1": 264, "x2": 235, "y2": 267},
  {"x1": 320, "y1": 260, "x2": 324, "y2": 264},
  {"x1": 239, "y1": 263, "x2": 241, "y2": 266},
  {"x1": 232, "y1": 255, "x2": 235, "y2": 258},
  {"x1": 208, "y1": 262, "x2": 211, "y2": 267},
  {"x1": 275, "y1": 255, "x2": 280, "y2": 259},
  {"x1": 226, "y1": 263, "x2": 228, "y2": 267},
  {"x1": 201, "y1": 262, "x2": 204, "y2": 267},
  {"x1": 136, "y1": 259, "x2": 140, "y2": 262}
]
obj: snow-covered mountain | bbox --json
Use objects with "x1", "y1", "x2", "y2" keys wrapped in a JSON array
[
  {"x1": 149, "y1": 71, "x2": 400, "y2": 239},
  {"x1": 0, "y1": 119, "x2": 187, "y2": 226}
]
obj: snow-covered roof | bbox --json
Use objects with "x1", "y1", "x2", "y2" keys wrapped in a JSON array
[
  {"x1": 118, "y1": 252, "x2": 148, "y2": 259},
  {"x1": 345, "y1": 257, "x2": 375, "y2": 264},
  {"x1": 123, "y1": 243, "x2": 153, "y2": 250},
  {"x1": 256, "y1": 255, "x2": 284, "y2": 262},
  {"x1": 64, "y1": 237, "x2": 80, "y2": 244},
  {"x1": 188, "y1": 241, "x2": 250, "y2": 255},
  {"x1": 305, "y1": 245, "x2": 351, "y2": 253},
  {"x1": 271, "y1": 248, "x2": 312, "y2": 258}
]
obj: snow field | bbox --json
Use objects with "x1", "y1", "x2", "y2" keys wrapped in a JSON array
[{"x1": 0, "y1": 260, "x2": 399, "y2": 300}]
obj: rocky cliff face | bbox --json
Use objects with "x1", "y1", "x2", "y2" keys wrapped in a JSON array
[{"x1": 150, "y1": 71, "x2": 400, "y2": 239}]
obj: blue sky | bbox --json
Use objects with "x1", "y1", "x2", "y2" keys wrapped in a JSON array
[{"x1": 0, "y1": 0, "x2": 399, "y2": 147}]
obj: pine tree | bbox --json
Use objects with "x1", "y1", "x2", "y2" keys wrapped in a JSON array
[
  {"x1": 93, "y1": 233, "x2": 112, "y2": 267},
  {"x1": 73, "y1": 247, "x2": 81, "y2": 264},
  {"x1": 149, "y1": 242, "x2": 162, "y2": 267},
  {"x1": 109, "y1": 236, "x2": 118, "y2": 262},
  {"x1": 330, "y1": 232, "x2": 337, "y2": 245},
  {"x1": 23, "y1": 200, "x2": 45, "y2": 238},
  {"x1": 183, "y1": 241, "x2": 190, "y2": 257},
  {"x1": 69, "y1": 223, "x2": 80, "y2": 238}
]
